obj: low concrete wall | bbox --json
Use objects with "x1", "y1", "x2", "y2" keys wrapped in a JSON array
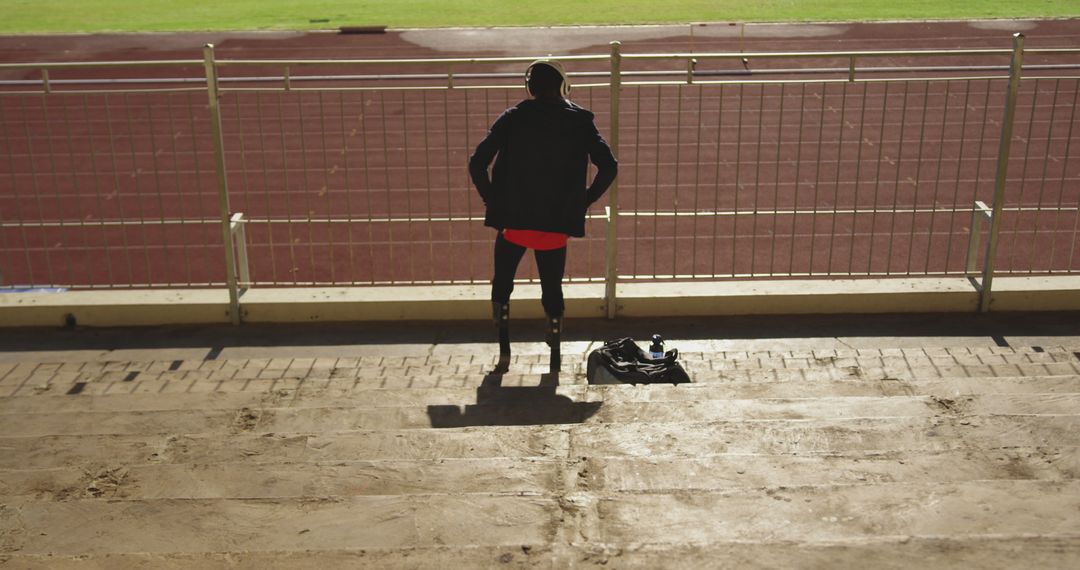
[
  {"x1": 615, "y1": 278, "x2": 982, "y2": 316},
  {"x1": 2, "y1": 276, "x2": 1078, "y2": 327},
  {"x1": 0, "y1": 289, "x2": 231, "y2": 328},
  {"x1": 240, "y1": 284, "x2": 607, "y2": 322},
  {"x1": 988, "y1": 276, "x2": 1080, "y2": 312}
]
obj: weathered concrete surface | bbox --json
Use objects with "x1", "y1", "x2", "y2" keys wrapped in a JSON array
[
  {"x1": 4, "y1": 346, "x2": 1080, "y2": 399},
  {"x1": 3, "y1": 538, "x2": 1078, "y2": 569},
  {"x1": 6, "y1": 277, "x2": 1080, "y2": 327},
  {"x1": 1, "y1": 495, "x2": 559, "y2": 555},
  {"x1": 4, "y1": 372, "x2": 1080, "y2": 415},
  {"x1": 591, "y1": 481, "x2": 1080, "y2": 541},
  {"x1": 582, "y1": 448, "x2": 1080, "y2": 491},
  {"x1": 0, "y1": 458, "x2": 564, "y2": 500},
  {"x1": 2, "y1": 447, "x2": 1075, "y2": 502},
  {"x1": 568, "y1": 415, "x2": 1080, "y2": 457},
  {"x1": 4, "y1": 393, "x2": 1080, "y2": 436},
  {"x1": 3, "y1": 311, "x2": 1079, "y2": 362},
  {"x1": 0, "y1": 427, "x2": 570, "y2": 470},
  {"x1": 2, "y1": 315, "x2": 1080, "y2": 567}
]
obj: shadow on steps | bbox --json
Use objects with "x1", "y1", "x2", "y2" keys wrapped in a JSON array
[{"x1": 427, "y1": 370, "x2": 602, "y2": 428}]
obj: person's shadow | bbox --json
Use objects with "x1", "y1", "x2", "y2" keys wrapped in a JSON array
[{"x1": 426, "y1": 363, "x2": 602, "y2": 428}]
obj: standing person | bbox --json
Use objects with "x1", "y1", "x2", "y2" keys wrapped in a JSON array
[{"x1": 468, "y1": 59, "x2": 618, "y2": 368}]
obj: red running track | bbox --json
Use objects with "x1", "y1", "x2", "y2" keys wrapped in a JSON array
[{"x1": 2, "y1": 20, "x2": 1079, "y2": 288}]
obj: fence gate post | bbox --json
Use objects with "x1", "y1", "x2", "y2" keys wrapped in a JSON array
[
  {"x1": 203, "y1": 44, "x2": 242, "y2": 325},
  {"x1": 605, "y1": 41, "x2": 622, "y2": 319},
  {"x1": 978, "y1": 33, "x2": 1025, "y2": 313}
]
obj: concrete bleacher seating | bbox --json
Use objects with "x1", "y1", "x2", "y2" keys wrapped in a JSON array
[{"x1": 1, "y1": 324, "x2": 1079, "y2": 567}]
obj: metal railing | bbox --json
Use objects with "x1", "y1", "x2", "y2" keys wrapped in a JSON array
[{"x1": 1, "y1": 34, "x2": 1078, "y2": 320}]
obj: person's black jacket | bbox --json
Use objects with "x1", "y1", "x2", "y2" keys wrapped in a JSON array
[{"x1": 468, "y1": 97, "x2": 618, "y2": 237}]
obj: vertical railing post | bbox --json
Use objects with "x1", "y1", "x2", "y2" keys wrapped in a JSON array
[
  {"x1": 605, "y1": 41, "x2": 622, "y2": 319},
  {"x1": 965, "y1": 201, "x2": 992, "y2": 276},
  {"x1": 204, "y1": 44, "x2": 242, "y2": 325},
  {"x1": 231, "y1": 213, "x2": 251, "y2": 293},
  {"x1": 978, "y1": 33, "x2": 1025, "y2": 313}
]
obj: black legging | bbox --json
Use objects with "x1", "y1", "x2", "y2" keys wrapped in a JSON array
[{"x1": 491, "y1": 232, "x2": 566, "y2": 317}]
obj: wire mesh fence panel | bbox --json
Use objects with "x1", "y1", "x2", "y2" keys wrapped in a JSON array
[
  {"x1": 615, "y1": 77, "x2": 1014, "y2": 280},
  {"x1": 995, "y1": 76, "x2": 1080, "y2": 275},
  {"x1": 221, "y1": 83, "x2": 612, "y2": 286},
  {"x1": 0, "y1": 90, "x2": 221, "y2": 289},
  {"x1": 2, "y1": 47, "x2": 1079, "y2": 293}
]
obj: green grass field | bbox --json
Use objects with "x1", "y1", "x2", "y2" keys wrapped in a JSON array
[{"x1": 2, "y1": 0, "x2": 1078, "y2": 34}]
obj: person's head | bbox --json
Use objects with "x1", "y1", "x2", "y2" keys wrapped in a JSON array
[{"x1": 526, "y1": 60, "x2": 570, "y2": 99}]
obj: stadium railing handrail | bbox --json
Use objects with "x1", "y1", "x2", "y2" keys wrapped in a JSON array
[{"x1": 1, "y1": 35, "x2": 1078, "y2": 321}]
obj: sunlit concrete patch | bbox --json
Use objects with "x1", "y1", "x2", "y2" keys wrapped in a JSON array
[
  {"x1": 990, "y1": 276, "x2": 1080, "y2": 311},
  {"x1": 593, "y1": 480, "x2": 1080, "y2": 543},
  {"x1": 23, "y1": 392, "x2": 1068, "y2": 436},
  {"x1": 0, "y1": 288, "x2": 231, "y2": 327},
  {"x1": 0, "y1": 458, "x2": 563, "y2": 500},
  {"x1": 1, "y1": 495, "x2": 557, "y2": 555},
  {"x1": 239, "y1": 284, "x2": 606, "y2": 322},
  {"x1": 617, "y1": 278, "x2": 981, "y2": 317}
]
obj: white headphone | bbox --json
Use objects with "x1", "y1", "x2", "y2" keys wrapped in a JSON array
[{"x1": 525, "y1": 59, "x2": 571, "y2": 99}]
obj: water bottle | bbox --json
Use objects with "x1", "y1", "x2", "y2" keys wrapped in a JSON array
[{"x1": 649, "y1": 334, "x2": 664, "y2": 360}]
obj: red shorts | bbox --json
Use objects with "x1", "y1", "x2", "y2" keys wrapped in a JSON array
[{"x1": 502, "y1": 229, "x2": 568, "y2": 250}]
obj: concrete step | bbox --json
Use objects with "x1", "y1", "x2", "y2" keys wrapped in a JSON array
[
  {"x1": 7, "y1": 361, "x2": 1080, "y2": 398},
  {"x1": 2, "y1": 447, "x2": 1076, "y2": 502},
  {"x1": 22, "y1": 354, "x2": 1080, "y2": 379},
  {"x1": 0, "y1": 458, "x2": 564, "y2": 501},
  {"x1": 566, "y1": 414, "x2": 1080, "y2": 458},
  {"x1": 3, "y1": 345, "x2": 1077, "y2": 370},
  {"x1": 0, "y1": 426, "x2": 570, "y2": 469},
  {"x1": 0, "y1": 494, "x2": 559, "y2": 556},
  {"x1": 2, "y1": 393, "x2": 1078, "y2": 437},
  {"x1": 3, "y1": 536, "x2": 1079, "y2": 569},
  {"x1": 584, "y1": 480, "x2": 1080, "y2": 544},
  {"x1": 2, "y1": 481, "x2": 1078, "y2": 557},
  {"x1": 2, "y1": 345, "x2": 1077, "y2": 565},
  {"x1": 581, "y1": 447, "x2": 1080, "y2": 492},
  {"x1": 5, "y1": 376, "x2": 1080, "y2": 414},
  {"x1": 4, "y1": 349, "x2": 1079, "y2": 395},
  {"x1": 2, "y1": 415, "x2": 1075, "y2": 470},
  {"x1": 568, "y1": 536, "x2": 1080, "y2": 569}
]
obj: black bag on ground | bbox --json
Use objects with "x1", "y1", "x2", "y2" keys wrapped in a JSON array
[{"x1": 586, "y1": 337, "x2": 691, "y2": 385}]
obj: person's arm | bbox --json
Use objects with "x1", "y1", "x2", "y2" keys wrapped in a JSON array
[
  {"x1": 468, "y1": 110, "x2": 512, "y2": 203},
  {"x1": 585, "y1": 122, "x2": 618, "y2": 206}
]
